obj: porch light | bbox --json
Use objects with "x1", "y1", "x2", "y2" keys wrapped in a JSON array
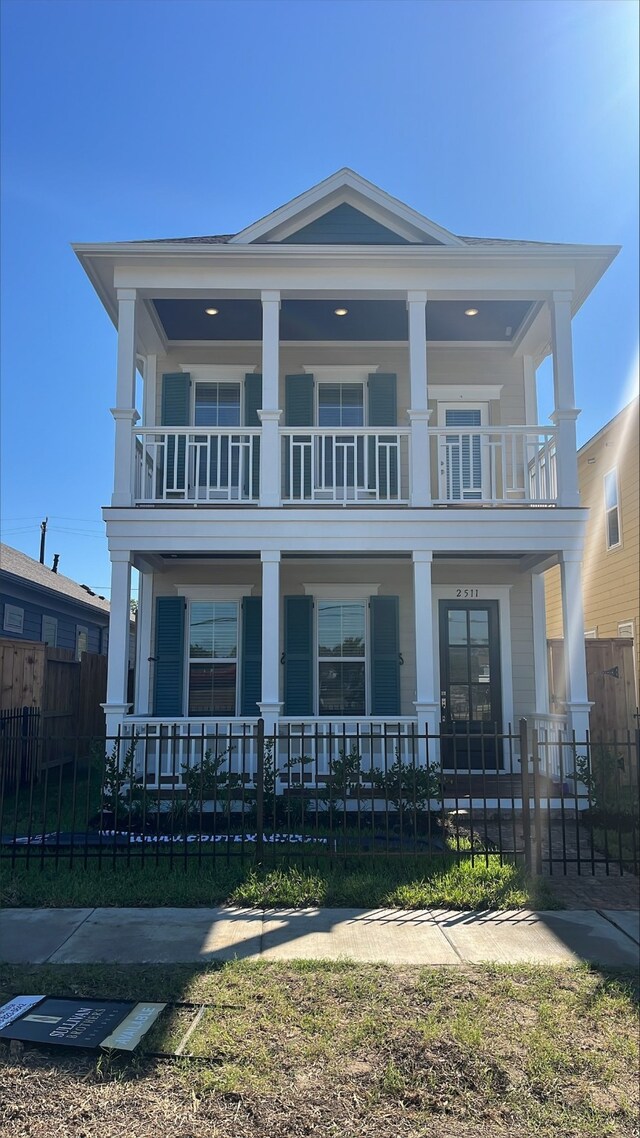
[
  {"x1": 464, "y1": 308, "x2": 479, "y2": 317},
  {"x1": 205, "y1": 307, "x2": 219, "y2": 316},
  {"x1": 334, "y1": 307, "x2": 348, "y2": 316}
]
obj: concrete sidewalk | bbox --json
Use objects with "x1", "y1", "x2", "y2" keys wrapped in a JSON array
[{"x1": 1, "y1": 906, "x2": 638, "y2": 967}]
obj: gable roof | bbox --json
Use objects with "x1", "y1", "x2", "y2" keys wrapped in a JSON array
[{"x1": 0, "y1": 544, "x2": 111, "y2": 617}]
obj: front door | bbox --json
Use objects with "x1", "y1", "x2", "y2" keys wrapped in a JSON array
[
  {"x1": 439, "y1": 600, "x2": 502, "y2": 769},
  {"x1": 437, "y1": 404, "x2": 487, "y2": 501}
]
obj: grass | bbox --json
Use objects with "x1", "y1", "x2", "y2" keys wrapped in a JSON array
[
  {"x1": 0, "y1": 960, "x2": 637, "y2": 1137},
  {"x1": 0, "y1": 852, "x2": 561, "y2": 910}
]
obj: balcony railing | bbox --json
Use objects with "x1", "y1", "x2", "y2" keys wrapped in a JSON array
[
  {"x1": 431, "y1": 426, "x2": 558, "y2": 505},
  {"x1": 131, "y1": 424, "x2": 559, "y2": 506},
  {"x1": 281, "y1": 428, "x2": 410, "y2": 504},
  {"x1": 134, "y1": 428, "x2": 260, "y2": 504}
]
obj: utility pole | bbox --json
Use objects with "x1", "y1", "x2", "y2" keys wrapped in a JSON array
[{"x1": 39, "y1": 518, "x2": 48, "y2": 565}]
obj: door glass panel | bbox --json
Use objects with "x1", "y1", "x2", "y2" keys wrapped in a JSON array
[
  {"x1": 470, "y1": 644, "x2": 490, "y2": 684},
  {"x1": 469, "y1": 611, "x2": 489, "y2": 644},
  {"x1": 448, "y1": 610, "x2": 468, "y2": 645},
  {"x1": 449, "y1": 685, "x2": 470, "y2": 720},
  {"x1": 472, "y1": 685, "x2": 493, "y2": 721},
  {"x1": 448, "y1": 646, "x2": 469, "y2": 683}
]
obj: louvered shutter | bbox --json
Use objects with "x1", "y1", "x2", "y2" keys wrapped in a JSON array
[
  {"x1": 285, "y1": 375, "x2": 314, "y2": 499},
  {"x1": 243, "y1": 373, "x2": 262, "y2": 499},
  {"x1": 368, "y1": 374, "x2": 397, "y2": 497},
  {"x1": 153, "y1": 596, "x2": 185, "y2": 717},
  {"x1": 283, "y1": 596, "x2": 313, "y2": 715},
  {"x1": 161, "y1": 373, "x2": 190, "y2": 495},
  {"x1": 444, "y1": 408, "x2": 482, "y2": 500},
  {"x1": 370, "y1": 595, "x2": 400, "y2": 716},
  {"x1": 241, "y1": 596, "x2": 262, "y2": 716}
]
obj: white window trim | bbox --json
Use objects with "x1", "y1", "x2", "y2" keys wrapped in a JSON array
[
  {"x1": 604, "y1": 467, "x2": 622, "y2": 551},
  {"x1": 617, "y1": 621, "x2": 634, "y2": 639},
  {"x1": 316, "y1": 595, "x2": 369, "y2": 718},
  {"x1": 184, "y1": 593, "x2": 244, "y2": 718},
  {"x1": 180, "y1": 365, "x2": 258, "y2": 426},
  {"x1": 584, "y1": 629, "x2": 598, "y2": 639},
  {"x1": 76, "y1": 625, "x2": 89, "y2": 660},
  {"x1": 431, "y1": 585, "x2": 514, "y2": 740},
  {"x1": 42, "y1": 614, "x2": 58, "y2": 647},
  {"x1": 316, "y1": 379, "x2": 366, "y2": 428},
  {"x1": 3, "y1": 604, "x2": 24, "y2": 634},
  {"x1": 436, "y1": 401, "x2": 489, "y2": 427},
  {"x1": 193, "y1": 380, "x2": 242, "y2": 428}
]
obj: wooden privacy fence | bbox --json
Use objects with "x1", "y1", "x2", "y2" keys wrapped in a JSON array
[
  {"x1": 0, "y1": 639, "x2": 107, "y2": 774},
  {"x1": 548, "y1": 637, "x2": 639, "y2": 740}
]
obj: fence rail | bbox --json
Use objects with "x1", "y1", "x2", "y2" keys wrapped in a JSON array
[{"x1": 1, "y1": 719, "x2": 637, "y2": 877}]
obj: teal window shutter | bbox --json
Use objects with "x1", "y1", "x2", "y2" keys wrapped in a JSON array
[
  {"x1": 368, "y1": 374, "x2": 398, "y2": 497},
  {"x1": 161, "y1": 373, "x2": 190, "y2": 494},
  {"x1": 153, "y1": 596, "x2": 185, "y2": 717},
  {"x1": 161, "y1": 373, "x2": 190, "y2": 425},
  {"x1": 241, "y1": 596, "x2": 262, "y2": 716},
  {"x1": 283, "y1": 596, "x2": 313, "y2": 715},
  {"x1": 285, "y1": 374, "x2": 314, "y2": 425},
  {"x1": 285, "y1": 375, "x2": 314, "y2": 499},
  {"x1": 244, "y1": 373, "x2": 262, "y2": 499},
  {"x1": 370, "y1": 596, "x2": 400, "y2": 716}
]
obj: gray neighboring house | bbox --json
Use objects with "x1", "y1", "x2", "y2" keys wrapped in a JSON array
[{"x1": 0, "y1": 543, "x2": 111, "y2": 658}]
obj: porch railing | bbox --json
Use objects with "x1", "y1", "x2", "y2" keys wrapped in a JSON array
[
  {"x1": 280, "y1": 428, "x2": 410, "y2": 504},
  {"x1": 133, "y1": 428, "x2": 261, "y2": 503},
  {"x1": 430, "y1": 426, "x2": 558, "y2": 504}
]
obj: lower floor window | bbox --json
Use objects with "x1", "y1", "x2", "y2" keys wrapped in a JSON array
[
  {"x1": 318, "y1": 600, "x2": 366, "y2": 715},
  {"x1": 188, "y1": 601, "x2": 238, "y2": 716}
]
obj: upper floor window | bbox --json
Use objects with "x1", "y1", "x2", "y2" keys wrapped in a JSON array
[
  {"x1": 194, "y1": 383, "x2": 241, "y2": 427},
  {"x1": 76, "y1": 625, "x2": 88, "y2": 660},
  {"x1": 318, "y1": 383, "x2": 364, "y2": 427},
  {"x1": 604, "y1": 468, "x2": 621, "y2": 549},
  {"x1": 42, "y1": 615, "x2": 57, "y2": 647}
]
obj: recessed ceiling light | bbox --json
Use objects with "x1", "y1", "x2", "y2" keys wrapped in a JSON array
[
  {"x1": 334, "y1": 307, "x2": 348, "y2": 316},
  {"x1": 205, "y1": 307, "x2": 219, "y2": 316},
  {"x1": 465, "y1": 308, "x2": 479, "y2": 317}
]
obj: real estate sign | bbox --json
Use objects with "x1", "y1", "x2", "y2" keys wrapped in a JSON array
[{"x1": 0, "y1": 996, "x2": 166, "y2": 1051}]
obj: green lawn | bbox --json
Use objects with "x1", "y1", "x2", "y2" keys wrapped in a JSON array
[
  {"x1": 0, "y1": 852, "x2": 560, "y2": 910},
  {"x1": 0, "y1": 961, "x2": 637, "y2": 1137}
]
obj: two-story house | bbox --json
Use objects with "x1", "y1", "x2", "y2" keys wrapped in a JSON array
[{"x1": 75, "y1": 169, "x2": 618, "y2": 786}]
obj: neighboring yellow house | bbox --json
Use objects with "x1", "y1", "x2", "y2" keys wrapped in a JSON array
[{"x1": 546, "y1": 396, "x2": 639, "y2": 704}]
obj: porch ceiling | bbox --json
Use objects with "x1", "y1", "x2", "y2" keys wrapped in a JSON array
[{"x1": 151, "y1": 297, "x2": 534, "y2": 343}]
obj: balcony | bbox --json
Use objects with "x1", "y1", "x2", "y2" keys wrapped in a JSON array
[{"x1": 132, "y1": 424, "x2": 559, "y2": 507}]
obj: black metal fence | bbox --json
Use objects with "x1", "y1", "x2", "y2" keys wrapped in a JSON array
[{"x1": 0, "y1": 717, "x2": 638, "y2": 877}]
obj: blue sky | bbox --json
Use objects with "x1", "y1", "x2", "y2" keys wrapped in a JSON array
[{"x1": 1, "y1": 0, "x2": 638, "y2": 599}]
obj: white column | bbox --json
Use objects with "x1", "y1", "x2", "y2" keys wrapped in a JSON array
[
  {"x1": 134, "y1": 570, "x2": 153, "y2": 715},
  {"x1": 142, "y1": 354, "x2": 157, "y2": 426},
  {"x1": 258, "y1": 551, "x2": 282, "y2": 732},
  {"x1": 102, "y1": 551, "x2": 132, "y2": 737},
  {"x1": 111, "y1": 289, "x2": 139, "y2": 507},
  {"x1": 550, "y1": 291, "x2": 580, "y2": 507},
  {"x1": 407, "y1": 290, "x2": 431, "y2": 507},
  {"x1": 413, "y1": 551, "x2": 439, "y2": 743},
  {"x1": 522, "y1": 355, "x2": 538, "y2": 425},
  {"x1": 259, "y1": 290, "x2": 282, "y2": 507},
  {"x1": 531, "y1": 572, "x2": 550, "y2": 715},
  {"x1": 560, "y1": 552, "x2": 591, "y2": 738}
]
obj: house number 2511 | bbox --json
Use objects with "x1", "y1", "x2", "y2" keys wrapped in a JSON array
[{"x1": 456, "y1": 588, "x2": 479, "y2": 598}]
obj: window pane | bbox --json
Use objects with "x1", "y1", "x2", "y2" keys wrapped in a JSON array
[
  {"x1": 448, "y1": 646, "x2": 468, "y2": 683},
  {"x1": 340, "y1": 384, "x2": 364, "y2": 427},
  {"x1": 189, "y1": 663, "x2": 237, "y2": 716},
  {"x1": 471, "y1": 685, "x2": 493, "y2": 721},
  {"x1": 604, "y1": 470, "x2": 618, "y2": 511},
  {"x1": 448, "y1": 610, "x2": 468, "y2": 645},
  {"x1": 449, "y1": 685, "x2": 469, "y2": 720},
  {"x1": 318, "y1": 601, "x2": 365, "y2": 657},
  {"x1": 469, "y1": 611, "x2": 489, "y2": 645},
  {"x1": 318, "y1": 385, "x2": 342, "y2": 426},
  {"x1": 318, "y1": 384, "x2": 364, "y2": 427},
  {"x1": 470, "y1": 645, "x2": 491, "y2": 684},
  {"x1": 319, "y1": 662, "x2": 365, "y2": 714},
  {"x1": 607, "y1": 510, "x2": 620, "y2": 548},
  {"x1": 189, "y1": 602, "x2": 237, "y2": 659}
]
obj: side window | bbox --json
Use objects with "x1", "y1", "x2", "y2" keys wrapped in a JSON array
[
  {"x1": 317, "y1": 599, "x2": 366, "y2": 715},
  {"x1": 604, "y1": 468, "x2": 621, "y2": 549},
  {"x1": 76, "y1": 625, "x2": 89, "y2": 660},
  {"x1": 42, "y1": 615, "x2": 58, "y2": 647},
  {"x1": 187, "y1": 600, "x2": 238, "y2": 716},
  {"x1": 3, "y1": 604, "x2": 24, "y2": 634}
]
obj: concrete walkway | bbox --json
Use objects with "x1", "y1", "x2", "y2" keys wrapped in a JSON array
[{"x1": 1, "y1": 907, "x2": 638, "y2": 967}]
